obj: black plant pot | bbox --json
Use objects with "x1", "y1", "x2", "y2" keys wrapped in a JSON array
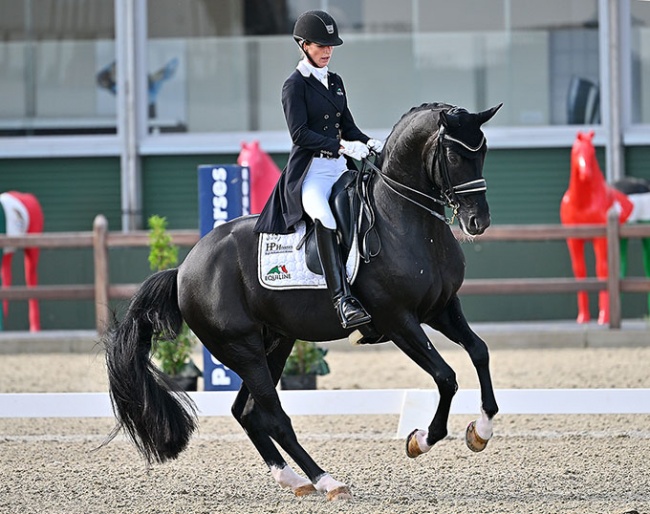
[
  {"x1": 280, "y1": 373, "x2": 317, "y2": 390},
  {"x1": 171, "y1": 375, "x2": 198, "y2": 391}
]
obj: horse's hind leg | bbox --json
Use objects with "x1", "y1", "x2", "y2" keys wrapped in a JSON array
[
  {"x1": 429, "y1": 296, "x2": 499, "y2": 453},
  {"x1": 230, "y1": 337, "x2": 316, "y2": 497},
  {"x1": 219, "y1": 335, "x2": 351, "y2": 500},
  {"x1": 593, "y1": 237, "x2": 610, "y2": 324},
  {"x1": 24, "y1": 247, "x2": 40, "y2": 332},
  {"x1": 1, "y1": 252, "x2": 13, "y2": 318}
]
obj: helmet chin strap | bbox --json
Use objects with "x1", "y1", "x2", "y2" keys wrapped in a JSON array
[{"x1": 298, "y1": 40, "x2": 322, "y2": 68}]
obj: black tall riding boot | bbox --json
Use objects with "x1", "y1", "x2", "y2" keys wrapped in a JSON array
[{"x1": 314, "y1": 220, "x2": 371, "y2": 329}]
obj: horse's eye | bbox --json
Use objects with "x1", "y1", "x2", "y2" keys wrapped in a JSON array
[{"x1": 447, "y1": 151, "x2": 460, "y2": 166}]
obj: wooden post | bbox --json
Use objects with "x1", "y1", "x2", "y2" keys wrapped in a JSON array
[
  {"x1": 93, "y1": 215, "x2": 110, "y2": 335},
  {"x1": 606, "y1": 207, "x2": 621, "y2": 329}
]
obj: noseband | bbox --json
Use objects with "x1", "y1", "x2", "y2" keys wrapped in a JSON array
[
  {"x1": 369, "y1": 126, "x2": 487, "y2": 224},
  {"x1": 435, "y1": 126, "x2": 487, "y2": 212}
]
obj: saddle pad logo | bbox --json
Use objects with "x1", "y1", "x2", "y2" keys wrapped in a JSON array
[{"x1": 265, "y1": 265, "x2": 291, "y2": 282}]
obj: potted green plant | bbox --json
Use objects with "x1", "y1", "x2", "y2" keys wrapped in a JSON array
[
  {"x1": 280, "y1": 339, "x2": 330, "y2": 390},
  {"x1": 148, "y1": 215, "x2": 202, "y2": 391}
]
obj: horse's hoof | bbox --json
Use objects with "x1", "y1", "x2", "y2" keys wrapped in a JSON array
[
  {"x1": 326, "y1": 486, "x2": 352, "y2": 501},
  {"x1": 406, "y1": 428, "x2": 425, "y2": 458},
  {"x1": 465, "y1": 421, "x2": 490, "y2": 452},
  {"x1": 293, "y1": 484, "x2": 317, "y2": 497}
]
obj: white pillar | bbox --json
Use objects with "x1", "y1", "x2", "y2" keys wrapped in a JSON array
[
  {"x1": 600, "y1": 0, "x2": 625, "y2": 183},
  {"x1": 115, "y1": 0, "x2": 147, "y2": 231}
]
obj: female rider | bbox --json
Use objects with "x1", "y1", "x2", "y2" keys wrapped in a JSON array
[{"x1": 254, "y1": 10, "x2": 384, "y2": 330}]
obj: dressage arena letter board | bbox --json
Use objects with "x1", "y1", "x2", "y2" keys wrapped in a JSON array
[{"x1": 198, "y1": 164, "x2": 250, "y2": 391}]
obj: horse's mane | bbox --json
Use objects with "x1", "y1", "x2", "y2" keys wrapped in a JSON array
[
  {"x1": 392, "y1": 102, "x2": 451, "y2": 130},
  {"x1": 377, "y1": 102, "x2": 455, "y2": 168}
]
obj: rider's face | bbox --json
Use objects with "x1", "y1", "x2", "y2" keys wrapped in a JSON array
[{"x1": 305, "y1": 43, "x2": 333, "y2": 68}]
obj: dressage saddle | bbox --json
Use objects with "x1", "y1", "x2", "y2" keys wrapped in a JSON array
[{"x1": 303, "y1": 169, "x2": 359, "y2": 276}]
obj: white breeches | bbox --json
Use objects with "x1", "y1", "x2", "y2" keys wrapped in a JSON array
[{"x1": 301, "y1": 155, "x2": 347, "y2": 229}]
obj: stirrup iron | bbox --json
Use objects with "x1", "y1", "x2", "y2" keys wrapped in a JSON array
[{"x1": 335, "y1": 295, "x2": 371, "y2": 329}]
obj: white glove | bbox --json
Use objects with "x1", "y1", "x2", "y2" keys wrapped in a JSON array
[
  {"x1": 339, "y1": 140, "x2": 369, "y2": 160},
  {"x1": 367, "y1": 138, "x2": 385, "y2": 153}
]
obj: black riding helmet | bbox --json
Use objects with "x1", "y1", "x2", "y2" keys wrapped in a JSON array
[{"x1": 293, "y1": 10, "x2": 343, "y2": 47}]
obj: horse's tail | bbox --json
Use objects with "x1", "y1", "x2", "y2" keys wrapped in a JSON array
[{"x1": 102, "y1": 268, "x2": 197, "y2": 464}]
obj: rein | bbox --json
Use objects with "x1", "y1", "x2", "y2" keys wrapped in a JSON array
[{"x1": 356, "y1": 127, "x2": 487, "y2": 262}]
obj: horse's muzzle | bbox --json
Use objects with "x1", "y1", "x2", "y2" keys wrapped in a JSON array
[{"x1": 461, "y1": 212, "x2": 491, "y2": 236}]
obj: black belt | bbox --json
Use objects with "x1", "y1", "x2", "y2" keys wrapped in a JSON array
[{"x1": 315, "y1": 151, "x2": 338, "y2": 159}]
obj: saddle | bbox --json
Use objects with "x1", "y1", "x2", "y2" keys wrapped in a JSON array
[{"x1": 303, "y1": 169, "x2": 361, "y2": 275}]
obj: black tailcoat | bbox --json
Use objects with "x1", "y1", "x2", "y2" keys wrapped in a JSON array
[{"x1": 253, "y1": 69, "x2": 369, "y2": 234}]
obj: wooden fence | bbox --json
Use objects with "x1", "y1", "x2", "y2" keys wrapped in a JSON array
[{"x1": 0, "y1": 211, "x2": 648, "y2": 332}]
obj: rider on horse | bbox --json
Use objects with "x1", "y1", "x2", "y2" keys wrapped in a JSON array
[{"x1": 253, "y1": 10, "x2": 384, "y2": 330}]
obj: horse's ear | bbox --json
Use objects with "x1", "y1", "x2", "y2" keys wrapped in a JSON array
[
  {"x1": 587, "y1": 130, "x2": 595, "y2": 140},
  {"x1": 477, "y1": 103, "x2": 503, "y2": 125}
]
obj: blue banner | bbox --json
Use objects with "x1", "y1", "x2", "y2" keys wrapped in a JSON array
[{"x1": 197, "y1": 164, "x2": 249, "y2": 391}]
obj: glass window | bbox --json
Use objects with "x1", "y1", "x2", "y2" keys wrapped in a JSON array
[
  {"x1": 146, "y1": 0, "x2": 600, "y2": 135},
  {"x1": 0, "y1": 0, "x2": 116, "y2": 136},
  {"x1": 631, "y1": 0, "x2": 650, "y2": 124}
]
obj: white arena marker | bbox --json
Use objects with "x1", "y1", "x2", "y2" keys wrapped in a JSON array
[
  {"x1": 278, "y1": 389, "x2": 406, "y2": 416},
  {"x1": 2, "y1": 389, "x2": 649, "y2": 438},
  {"x1": 0, "y1": 390, "x2": 406, "y2": 419},
  {"x1": 396, "y1": 388, "x2": 650, "y2": 438},
  {"x1": 0, "y1": 393, "x2": 114, "y2": 418}
]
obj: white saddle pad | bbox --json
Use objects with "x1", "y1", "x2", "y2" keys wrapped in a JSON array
[{"x1": 258, "y1": 221, "x2": 359, "y2": 290}]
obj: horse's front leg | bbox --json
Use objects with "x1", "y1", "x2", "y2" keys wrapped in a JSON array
[
  {"x1": 566, "y1": 237, "x2": 590, "y2": 323},
  {"x1": 388, "y1": 322, "x2": 458, "y2": 458},
  {"x1": 429, "y1": 295, "x2": 499, "y2": 453}
]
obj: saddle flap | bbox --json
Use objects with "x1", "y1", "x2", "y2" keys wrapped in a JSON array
[{"x1": 304, "y1": 170, "x2": 360, "y2": 275}]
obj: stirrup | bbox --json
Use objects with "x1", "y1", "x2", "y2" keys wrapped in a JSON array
[{"x1": 335, "y1": 295, "x2": 372, "y2": 329}]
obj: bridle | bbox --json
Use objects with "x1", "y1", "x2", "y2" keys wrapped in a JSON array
[
  {"x1": 364, "y1": 125, "x2": 487, "y2": 225},
  {"x1": 356, "y1": 125, "x2": 487, "y2": 262}
]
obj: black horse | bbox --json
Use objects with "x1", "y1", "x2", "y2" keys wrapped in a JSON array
[{"x1": 103, "y1": 102, "x2": 503, "y2": 501}]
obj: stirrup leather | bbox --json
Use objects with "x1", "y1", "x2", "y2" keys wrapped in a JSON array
[{"x1": 334, "y1": 295, "x2": 371, "y2": 329}]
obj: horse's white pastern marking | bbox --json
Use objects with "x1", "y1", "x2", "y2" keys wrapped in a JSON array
[
  {"x1": 314, "y1": 473, "x2": 346, "y2": 494},
  {"x1": 270, "y1": 464, "x2": 312, "y2": 490},
  {"x1": 474, "y1": 408, "x2": 493, "y2": 440},
  {"x1": 413, "y1": 428, "x2": 432, "y2": 453}
]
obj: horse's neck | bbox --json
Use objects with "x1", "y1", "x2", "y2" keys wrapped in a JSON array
[
  {"x1": 567, "y1": 168, "x2": 609, "y2": 209},
  {"x1": 370, "y1": 167, "x2": 445, "y2": 240}
]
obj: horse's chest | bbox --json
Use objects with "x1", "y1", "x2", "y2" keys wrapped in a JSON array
[{"x1": 395, "y1": 236, "x2": 464, "y2": 292}]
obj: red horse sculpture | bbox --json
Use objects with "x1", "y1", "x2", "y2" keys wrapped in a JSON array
[
  {"x1": 0, "y1": 191, "x2": 44, "y2": 332},
  {"x1": 237, "y1": 140, "x2": 281, "y2": 214},
  {"x1": 560, "y1": 131, "x2": 633, "y2": 324}
]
